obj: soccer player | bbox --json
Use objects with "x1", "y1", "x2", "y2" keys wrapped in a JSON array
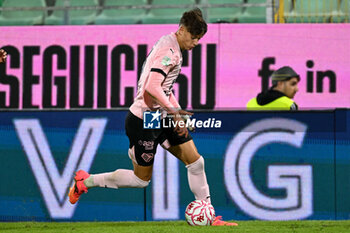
[
  {"x1": 246, "y1": 66, "x2": 300, "y2": 110},
  {"x1": 68, "y1": 8, "x2": 237, "y2": 226},
  {"x1": 0, "y1": 49, "x2": 7, "y2": 63}
]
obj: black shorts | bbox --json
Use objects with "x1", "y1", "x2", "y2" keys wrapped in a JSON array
[{"x1": 125, "y1": 111, "x2": 192, "y2": 166}]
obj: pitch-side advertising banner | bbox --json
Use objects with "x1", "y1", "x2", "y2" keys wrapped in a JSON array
[
  {"x1": 0, "y1": 110, "x2": 349, "y2": 221},
  {"x1": 0, "y1": 24, "x2": 349, "y2": 109}
]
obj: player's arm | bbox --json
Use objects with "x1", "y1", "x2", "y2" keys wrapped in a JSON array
[
  {"x1": 144, "y1": 72, "x2": 188, "y2": 137},
  {"x1": 144, "y1": 48, "x2": 189, "y2": 137},
  {"x1": 0, "y1": 49, "x2": 7, "y2": 63},
  {"x1": 144, "y1": 71, "x2": 177, "y2": 114},
  {"x1": 169, "y1": 91, "x2": 181, "y2": 109},
  {"x1": 144, "y1": 47, "x2": 180, "y2": 114}
]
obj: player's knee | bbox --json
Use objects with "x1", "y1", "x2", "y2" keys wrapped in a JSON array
[
  {"x1": 134, "y1": 173, "x2": 150, "y2": 188},
  {"x1": 138, "y1": 180, "x2": 149, "y2": 188},
  {"x1": 128, "y1": 147, "x2": 137, "y2": 164},
  {"x1": 186, "y1": 156, "x2": 205, "y2": 174},
  {"x1": 111, "y1": 169, "x2": 150, "y2": 188}
]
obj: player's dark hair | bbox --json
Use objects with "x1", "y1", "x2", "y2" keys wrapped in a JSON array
[{"x1": 180, "y1": 8, "x2": 207, "y2": 37}]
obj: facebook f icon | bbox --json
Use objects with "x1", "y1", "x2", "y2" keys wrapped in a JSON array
[{"x1": 143, "y1": 110, "x2": 161, "y2": 129}]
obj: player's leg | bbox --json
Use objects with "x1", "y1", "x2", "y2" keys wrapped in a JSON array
[
  {"x1": 163, "y1": 126, "x2": 238, "y2": 226},
  {"x1": 83, "y1": 162, "x2": 152, "y2": 189},
  {"x1": 161, "y1": 123, "x2": 210, "y2": 202},
  {"x1": 167, "y1": 140, "x2": 211, "y2": 203},
  {"x1": 83, "y1": 144, "x2": 153, "y2": 189},
  {"x1": 161, "y1": 119, "x2": 210, "y2": 201},
  {"x1": 68, "y1": 111, "x2": 156, "y2": 204},
  {"x1": 68, "y1": 161, "x2": 151, "y2": 204}
]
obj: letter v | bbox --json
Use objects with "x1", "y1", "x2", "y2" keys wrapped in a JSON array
[{"x1": 13, "y1": 118, "x2": 107, "y2": 219}]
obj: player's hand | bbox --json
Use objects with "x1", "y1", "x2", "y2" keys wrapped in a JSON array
[
  {"x1": 0, "y1": 49, "x2": 7, "y2": 63},
  {"x1": 178, "y1": 109, "x2": 193, "y2": 117},
  {"x1": 173, "y1": 112, "x2": 189, "y2": 137},
  {"x1": 179, "y1": 109, "x2": 195, "y2": 132}
]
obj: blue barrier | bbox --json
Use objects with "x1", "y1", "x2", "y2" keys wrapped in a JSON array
[{"x1": 0, "y1": 110, "x2": 349, "y2": 221}]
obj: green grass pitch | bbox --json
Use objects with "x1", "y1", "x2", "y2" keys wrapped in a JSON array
[{"x1": 1, "y1": 220, "x2": 350, "y2": 233}]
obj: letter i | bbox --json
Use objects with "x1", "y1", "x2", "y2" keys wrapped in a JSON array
[{"x1": 306, "y1": 60, "x2": 314, "y2": 93}]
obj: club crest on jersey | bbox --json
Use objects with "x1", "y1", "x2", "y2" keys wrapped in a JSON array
[{"x1": 161, "y1": 56, "x2": 171, "y2": 66}]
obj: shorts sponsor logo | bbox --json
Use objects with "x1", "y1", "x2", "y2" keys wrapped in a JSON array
[
  {"x1": 138, "y1": 140, "x2": 155, "y2": 150},
  {"x1": 141, "y1": 153, "x2": 154, "y2": 162}
]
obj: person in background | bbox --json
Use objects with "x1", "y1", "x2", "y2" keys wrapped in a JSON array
[
  {"x1": 247, "y1": 66, "x2": 300, "y2": 110},
  {"x1": 0, "y1": 49, "x2": 7, "y2": 63}
]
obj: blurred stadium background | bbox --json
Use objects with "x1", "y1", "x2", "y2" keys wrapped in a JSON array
[
  {"x1": 0, "y1": 0, "x2": 348, "y2": 25},
  {"x1": 0, "y1": 0, "x2": 350, "y2": 224}
]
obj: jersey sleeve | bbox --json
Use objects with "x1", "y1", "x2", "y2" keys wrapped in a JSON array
[{"x1": 150, "y1": 47, "x2": 180, "y2": 76}]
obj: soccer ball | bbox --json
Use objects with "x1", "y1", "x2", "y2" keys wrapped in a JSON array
[{"x1": 185, "y1": 200, "x2": 215, "y2": 226}]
